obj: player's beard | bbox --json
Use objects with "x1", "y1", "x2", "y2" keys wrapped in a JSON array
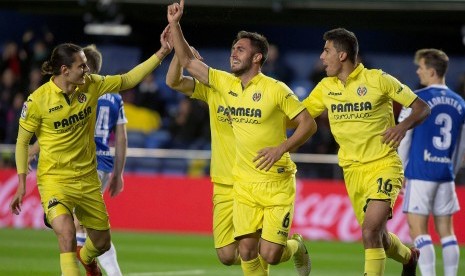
[{"x1": 231, "y1": 58, "x2": 253, "y2": 77}]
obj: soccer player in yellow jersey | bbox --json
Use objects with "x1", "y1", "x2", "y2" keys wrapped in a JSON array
[
  {"x1": 167, "y1": 47, "x2": 270, "y2": 273},
  {"x1": 166, "y1": 49, "x2": 243, "y2": 266},
  {"x1": 302, "y1": 28, "x2": 431, "y2": 276},
  {"x1": 167, "y1": 1, "x2": 317, "y2": 276},
  {"x1": 9, "y1": 28, "x2": 172, "y2": 276}
]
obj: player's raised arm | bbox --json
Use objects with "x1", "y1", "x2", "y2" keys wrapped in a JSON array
[
  {"x1": 119, "y1": 25, "x2": 172, "y2": 91},
  {"x1": 167, "y1": 0, "x2": 209, "y2": 85}
]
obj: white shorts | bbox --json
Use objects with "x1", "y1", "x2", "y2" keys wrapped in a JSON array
[
  {"x1": 402, "y1": 179, "x2": 460, "y2": 216},
  {"x1": 98, "y1": 170, "x2": 111, "y2": 192}
]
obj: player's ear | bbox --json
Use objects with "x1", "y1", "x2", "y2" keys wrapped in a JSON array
[
  {"x1": 253, "y1": 53, "x2": 263, "y2": 64},
  {"x1": 339, "y1": 51, "x2": 348, "y2": 62},
  {"x1": 61, "y1": 65, "x2": 69, "y2": 76}
]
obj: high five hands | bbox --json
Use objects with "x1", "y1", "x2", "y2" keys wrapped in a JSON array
[{"x1": 167, "y1": 0, "x2": 184, "y2": 23}]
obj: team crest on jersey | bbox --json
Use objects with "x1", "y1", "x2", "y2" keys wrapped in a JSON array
[
  {"x1": 77, "y1": 93, "x2": 87, "y2": 103},
  {"x1": 21, "y1": 102, "x2": 28, "y2": 119},
  {"x1": 357, "y1": 85, "x2": 367, "y2": 96},
  {"x1": 252, "y1": 92, "x2": 262, "y2": 102}
]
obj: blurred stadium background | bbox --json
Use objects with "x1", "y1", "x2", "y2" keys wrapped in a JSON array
[{"x1": 1, "y1": 0, "x2": 465, "y2": 275}]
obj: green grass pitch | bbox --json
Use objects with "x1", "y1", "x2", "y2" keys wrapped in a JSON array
[{"x1": 0, "y1": 228, "x2": 463, "y2": 275}]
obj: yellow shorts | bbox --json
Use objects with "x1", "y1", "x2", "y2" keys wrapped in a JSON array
[
  {"x1": 343, "y1": 156, "x2": 403, "y2": 225},
  {"x1": 233, "y1": 176, "x2": 295, "y2": 246},
  {"x1": 212, "y1": 182, "x2": 234, "y2": 248},
  {"x1": 38, "y1": 171, "x2": 110, "y2": 230}
]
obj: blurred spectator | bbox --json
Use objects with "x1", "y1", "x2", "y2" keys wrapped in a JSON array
[
  {"x1": 456, "y1": 72, "x2": 465, "y2": 99},
  {"x1": 0, "y1": 41, "x2": 25, "y2": 79},
  {"x1": 22, "y1": 67, "x2": 46, "y2": 93},
  {"x1": 5, "y1": 92, "x2": 25, "y2": 144},
  {"x1": 0, "y1": 68, "x2": 22, "y2": 142},
  {"x1": 134, "y1": 73, "x2": 168, "y2": 118},
  {"x1": 21, "y1": 29, "x2": 53, "y2": 72},
  {"x1": 307, "y1": 59, "x2": 326, "y2": 86},
  {"x1": 168, "y1": 97, "x2": 210, "y2": 149},
  {"x1": 261, "y1": 44, "x2": 293, "y2": 84},
  {"x1": 122, "y1": 89, "x2": 162, "y2": 134}
]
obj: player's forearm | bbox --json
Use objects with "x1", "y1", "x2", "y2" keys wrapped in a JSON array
[
  {"x1": 120, "y1": 54, "x2": 162, "y2": 91},
  {"x1": 283, "y1": 111, "x2": 317, "y2": 152},
  {"x1": 16, "y1": 127, "x2": 34, "y2": 174},
  {"x1": 114, "y1": 126, "x2": 127, "y2": 177},
  {"x1": 166, "y1": 55, "x2": 183, "y2": 87},
  {"x1": 170, "y1": 22, "x2": 195, "y2": 68},
  {"x1": 400, "y1": 97, "x2": 430, "y2": 130}
]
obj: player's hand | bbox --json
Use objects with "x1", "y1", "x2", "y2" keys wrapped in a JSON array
[
  {"x1": 381, "y1": 125, "x2": 407, "y2": 148},
  {"x1": 253, "y1": 146, "x2": 285, "y2": 171},
  {"x1": 10, "y1": 185, "x2": 26, "y2": 215},
  {"x1": 190, "y1": 46, "x2": 203, "y2": 61},
  {"x1": 160, "y1": 24, "x2": 172, "y2": 54},
  {"x1": 108, "y1": 174, "x2": 124, "y2": 197},
  {"x1": 167, "y1": 0, "x2": 184, "y2": 23}
]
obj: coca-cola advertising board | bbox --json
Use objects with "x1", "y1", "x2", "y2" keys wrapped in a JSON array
[{"x1": 1, "y1": 169, "x2": 464, "y2": 244}]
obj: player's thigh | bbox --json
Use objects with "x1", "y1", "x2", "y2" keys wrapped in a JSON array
[
  {"x1": 74, "y1": 172, "x2": 110, "y2": 231},
  {"x1": 402, "y1": 179, "x2": 436, "y2": 215},
  {"x1": 261, "y1": 177, "x2": 296, "y2": 246},
  {"x1": 433, "y1": 181, "x2": 460, "y2": 216},
  {"x1": 38, "y1": 181, "x2": 78, "y2": 226},
  {"x1": 344, "y1": 158, "x2": 402, "y2": 225},
  {"x1": 212, "y1": 182, "x2": 235, "y2": 249}
]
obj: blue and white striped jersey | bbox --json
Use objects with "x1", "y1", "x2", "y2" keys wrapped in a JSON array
[
  {"x1": 398, "y1": 85, "x2": 465, "y2": 181},
  {"x1": 94, "y1": 93, "x2": 128, "y2": 173}
]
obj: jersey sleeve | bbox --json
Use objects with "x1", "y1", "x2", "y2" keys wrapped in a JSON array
[
  {"x1": 116, "y1": 95, "x2": 128, "y2": 125},
  {"x1": 191, "y1": 78, "x2": 211, "y2": 102},
  {"x1": 274, "y1": 82, "x2": 305, "y2": 120},
  {"x1": 19, "y1": 96, "x2": 41, "y2": 133},
  {"x1": 302, "y1": 82, "x2": 326, "y2": 118},
  {"x1": 85, "y1": 74, "x2": 124, "y2": 97},
  {"x1": 208, "y1": 68, "x2": 237, "y2": 98},
  {"x1": 380, "y1": 72, "x2": 417, "y2": 107}
]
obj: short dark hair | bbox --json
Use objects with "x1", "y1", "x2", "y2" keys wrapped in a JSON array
[
  {"x1": 83, "y1": 44, "x2": 102, "y2": 74},
  {"x1": 414, "y1": 48, "x2": 449, "y2": 78},
  {"x1": 232, "y1": 31, "x2": 269, "y2": 66},
  {"x1": 41, "y1": 43, "x2": 82, "y2": 75},
  {"x1": 323, "y1": 28, "x2": 358, "y2": 64}
]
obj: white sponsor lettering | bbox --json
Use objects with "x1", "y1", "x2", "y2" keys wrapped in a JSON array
[{"x1": 424, "y1": 149, "x2": 451, "y2": 163}]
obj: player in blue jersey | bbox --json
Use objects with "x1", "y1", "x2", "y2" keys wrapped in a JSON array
[{"x1": 398, "y1": 48, "x2": 463, "y2": 276}]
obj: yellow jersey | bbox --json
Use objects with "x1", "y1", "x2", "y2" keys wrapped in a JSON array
[
  {"x1": 302, "y1": 63, "x2": 417, "y2": 167},
  {"x1": 208, "y1": 68, "x2": 305, "y2": 182},
  {"x1": 20, "y1": 74, "x2": 123, "y2": 182},
  {"x1": 191, "y1": 80, "x2": 235, "y2": 185}
]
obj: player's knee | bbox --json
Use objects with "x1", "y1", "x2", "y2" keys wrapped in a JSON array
[
  {"x1": 216, "y1": 245, "x2": 239, "y2": 265},
  {"x1": 261, "y1": 253, "x2": 280, "y2": 265},
  {"x1": 91, "y1": 235, "x2": 111, "y2": 253},
  {"x1": 361, "y1": 226, "x2": 382, "y2": 245},
  {"x1": 217, "y1": 255, "x2": 236, "y2": 266}
]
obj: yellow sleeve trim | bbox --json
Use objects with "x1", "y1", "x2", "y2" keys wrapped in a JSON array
[
  {"x1": 16, "y1": 126, "x2": 34, "y2": 174},
  {"x1": 120, "y1": 54, "x2": 161, "y2": 91}
]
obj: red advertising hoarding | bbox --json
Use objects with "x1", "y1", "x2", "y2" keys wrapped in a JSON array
[{"x1": 1, "y1": 169, "x2": 464, "y2": 244}]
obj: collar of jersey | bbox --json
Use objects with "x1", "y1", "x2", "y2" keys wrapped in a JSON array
[
  {"x1": 49, "y1": 76, "x2": 79, "y2": 94},
  {"x1": 348, "y1": 63, "x2": 365, "y2": 80},
  {"x1": 244, "y1": 72, "x2": 264, "y2": 87}
]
